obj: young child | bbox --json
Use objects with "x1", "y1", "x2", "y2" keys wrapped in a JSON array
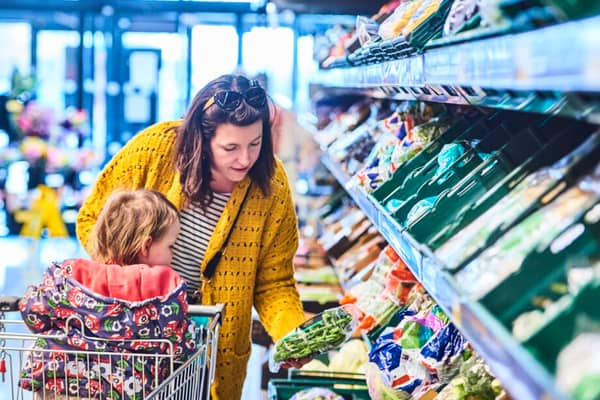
[{"x1": 19, "y1": 189, "x2": 197, "y2": 400}]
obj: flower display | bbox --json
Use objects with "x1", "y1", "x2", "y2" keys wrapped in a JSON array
[
  {"x1": 20, "y1": 136, "x2": 48, "y2": 162},
  {"x1": 71, "y1": 148, "x2": 100, "y2": 172},
  {"x1": 9, "y1": 115, "x2": 100, "y2": 176},
  {"x1": 0, "y1": 69, "x2": 101, "y2": 237},
  {"x1": 16, "y1": 101, "x2": 55, "y2": 139},
  {"x1": 60, "y1": 107, "x2": 89, "y2": 135}
]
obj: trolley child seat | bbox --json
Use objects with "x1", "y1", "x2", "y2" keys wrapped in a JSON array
[{"x1": 0, "y1": 295, "x2": 223, "y2": 400}]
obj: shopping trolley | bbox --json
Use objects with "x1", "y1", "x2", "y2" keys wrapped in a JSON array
[{"x1": 0, "y1": 295, "x2": 223, "y2": 400}]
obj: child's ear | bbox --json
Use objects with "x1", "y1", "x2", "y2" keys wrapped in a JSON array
[{"x1": 140, "y1": 236, "x2": 153, "y2": 257}]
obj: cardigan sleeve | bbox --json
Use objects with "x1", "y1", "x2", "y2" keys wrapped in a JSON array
[
  {"x1": 253, "y1": 161, "x2": 306, "y2": 341},
  {"x1": 76, "y1": 121, "x2": 178, "y2": 254}
]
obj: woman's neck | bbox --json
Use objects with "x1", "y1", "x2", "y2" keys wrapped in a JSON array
[{"x1": 209, "y1": 179, "x2": 235, "y2": 194}]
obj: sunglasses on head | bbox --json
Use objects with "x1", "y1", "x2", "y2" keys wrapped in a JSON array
[{"x1": 202, "y1": 82, "x2": 267, "y2": 112}]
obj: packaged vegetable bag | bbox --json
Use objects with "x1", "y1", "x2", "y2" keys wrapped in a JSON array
[
  {"x1": 270, "y1": 304, "x2": 362, "y2": 372},
  {"x1": 290, "y1": 387, "x2": 345, "y2": 400}
]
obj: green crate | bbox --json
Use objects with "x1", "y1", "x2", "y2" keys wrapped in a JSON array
[
  {"x1": 543, "y1": 0, "x2": 600, "y2": 20},
  {"x1": 443, "y1": 141, "x2": 599, "y2": 271},
  {"x1": 380, "y1": 138, "x2": 472, "y2": 211},
  {"x1": 498, "y1": 0, "x2": 569, "y2": 28},
  {"x1": 429, "y1": 13, "x2": 486, "y2": 45},
  {"x1": 391, "y1": 147, "x2": 486, "y2": 227},
  {"x1": 427, "y1": 161, "x2": 529, "y2": 250},
  {"x1": 427, "y1": 126, "x2": 599, "y2": 251},
  {"x1": 374, "y1": 110, "x2": 521, "y2": 205},
  {"x1": 426, "y1": 18, "x2": 512, "y2": 49},
  {"x1": 408, "y1": 0, "x2": 454, "y2": 51},
  {"x1": 389, "y1": 123, "x2": 513, "y2": 225},
  {"x1": 499, "y1": 0, "x2": 600, "y2": 25},
  {"x1": 489, "y1": 214, "x2": 600, "y2": 326},
  {"x1": 408, "y1": 127, "x2": 544, "y2": 243},
  {"x1": 371, "y1": 115, "x2": 473, "y2": 203},
  {"x1": 379, "y1": 112, "x2": 519, "y2": 209},
  {"x1": 268, "y1": 371, "x2": 370, "y2": 400},
  {"x1": 499, "y1": 0, "x2": 547, "y2": 18},
  {"x1": 523, "y1": 279, "x2": 600, "y2": 374}
]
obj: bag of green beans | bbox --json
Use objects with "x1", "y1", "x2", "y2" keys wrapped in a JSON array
[{"x1": 270, "y1": 305, "x2": 361, "y2": 372}]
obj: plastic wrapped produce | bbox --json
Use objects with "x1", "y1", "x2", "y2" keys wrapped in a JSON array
[
  {"x1": 341, "y1": 279, "x2": 401, "y2": 332},
  {"x1": 457, "y1": 170, "x2": 600, "y2": 299},
  {"x1": 405, "y1": 196, "x2": 438, "y2": 226},
  {"x1": 389, "y1": 140, "x2": 423, "y2": 175},
  {"x1": 368, "y1": 246, "x2": 403, "y2": 285},
  {"x1": 356, "y1": 133, "x2": 401, "y2": 191},
  {"x1": 436, "y1": 167, "x2": 556, "y2": 269},
  {"x1": 420, "y1": 323, "x2": 468, "y2": 380},
  {"x1": 369, "y1": 337, "x2": 434, "y2": 397},
  {"x1": 412, "y1": 117, "x2": 450, "y2": 144},
  {"x1": 385, "y1": 262, "x2": 418, "y2": 305},
  {"x1": 479, "y1": 0, "x2": 507, "y2": 27},
  {"x1": 270, "y1": 305, "x2": 361, "y2": 372},
  {"x1": 512, "y1": 294, "x2": 572, "y2": 341},
  {"x1": 386, "y1": 198, "x2": 405, "y2": 213},
  {"x1": 386, "y1": 113, "x2": 430, "y2": 177},
  {"x1": 443, "y1": 0, "x2": 480, "y2": 36},
  {"x1": 290, "y1": 387, "x2": 345, "y2": 400},
  {"x1": 329, "y1": 126, "x2": 374, "y2": 166},
  {"x1": 441, "y1": 353, "x2": 503, "y2": 400},
  {"x1": 358, "y1": 299, "x2": 401, "y2": 332},
  {"x1": 340, "y1": 279, "x2": 384, "y2": 307},
  {"x1": 400, "y1": 305, "x2": 450, "y2": 348},
  {"x1": 512, "y1": 309, "x2": 548, "y2": 342},
  {"x1": 434, "y1": 142, "x2": 466, "y2": 179},
  {"x1": 440, "y1": 167, "x2": 582, "y2": 271},
  {"x1": 402, "y1": 0, "x2": 443, "y2": 36},
  {"x1": 355, "y1": 15, "x2": 380, "y2": 47},
  {"x1": 379, "y1": 1, "x2": 424, "y2": 40},
  {"x1": 344, "y1": 134, "x2": 378, "y2": 174},
  {"x1": 356, "y1": 105, "x2": 443, "y2": 192},
  {"x1": 556, "y1": 333, "x2": 600, "y2": 400},
  {"x1": 436, "y1": 133, "x2": 600, "y2": 269},
  {"x1": 367, "y1": 305, "x2": 455, "y2": 397},
  {"x1": 365, "y1": 362, "x2": 408, "y2": 400},
  {"x1": 328, "y1": 339, "x2": 370, "y2": 373}
]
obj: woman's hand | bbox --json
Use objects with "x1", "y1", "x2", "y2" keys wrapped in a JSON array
[{"x1": 279, "y1": 356, "x2": 312, "y2": 369}]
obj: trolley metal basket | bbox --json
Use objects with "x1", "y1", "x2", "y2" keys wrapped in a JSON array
[{"x1": 0, "y1": 296, "x2": 223, "y2": 400}]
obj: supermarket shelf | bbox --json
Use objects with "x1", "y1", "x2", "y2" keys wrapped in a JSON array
[
  {"x1": 313, "y1": 16, "x2": 600, "y2": 123},
  {"x1": 326, "y1": 254, "x2": 351, "y2": 294},
  {"x1": 320, "y1": 150, "x2": 568, "y2": 400}
]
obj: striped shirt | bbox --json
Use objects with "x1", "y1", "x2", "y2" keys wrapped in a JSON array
[{"x1": 171, "y1": 192, "x2": 231, "y2": 297}]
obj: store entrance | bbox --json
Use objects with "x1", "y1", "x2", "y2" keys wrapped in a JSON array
[{"x1": 121, "y1": 48, "x2": 160, "y2": 142}]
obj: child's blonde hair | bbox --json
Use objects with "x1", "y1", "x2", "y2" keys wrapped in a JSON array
[{"x1": 89, "y1": 189, "x2": 179, "y2": 265}]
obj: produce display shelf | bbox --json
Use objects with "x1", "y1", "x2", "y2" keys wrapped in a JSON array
[
  {"x1": 320, "y1": 150, "x2": 568, "y2": 400},
  {"x1": 313, "y1": 16, "x2": 600, "y2": 123}
]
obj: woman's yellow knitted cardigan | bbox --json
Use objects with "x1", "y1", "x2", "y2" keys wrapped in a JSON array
[{"x1": 76, "y1": 120, "x2": 306, "y2": 400}]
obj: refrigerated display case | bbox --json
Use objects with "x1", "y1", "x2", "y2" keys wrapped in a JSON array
[{"x1": 302, "y1": 8, "x2": 600, "y2": 400}]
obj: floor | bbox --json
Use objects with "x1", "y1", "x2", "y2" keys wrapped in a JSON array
[{"x1": 0, "y1": 236, "x2": 267, "y2": 400}]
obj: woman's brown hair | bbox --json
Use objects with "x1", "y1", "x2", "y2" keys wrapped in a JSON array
[
  {"x1": 174, "y1": 74, "x2": 274, "y2": 207},
  {"x1": 89, "y1": 189, "x2": 179, "y2": 265}
]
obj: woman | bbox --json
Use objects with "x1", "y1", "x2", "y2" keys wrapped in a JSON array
[{"x1": 76, "y1": 74, "x2": 306, "y2": 399}]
